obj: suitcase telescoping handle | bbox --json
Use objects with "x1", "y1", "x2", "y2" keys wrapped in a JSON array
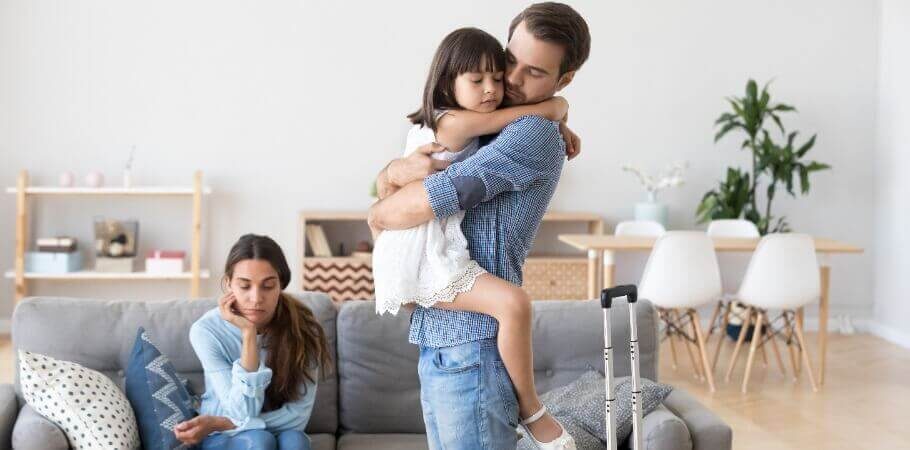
[
  {"x1": 599, "y1": 284, "x2": 643, "y2": 450},
  {"x1": 601, "y1": 284, "x2": 638, "y2": 307}
]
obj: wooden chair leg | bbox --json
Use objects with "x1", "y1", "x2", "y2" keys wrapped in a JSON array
[
  {"x1": 678, "y1": 310, "x2": 704, "y2": 380},
  {"x1": 783, "y1": 312, "x2": 799, "y2": 382},
  {"x1": 706, "y1": 300, "x2": 723, "y2": 341},
  {"x1": 667, "y1": 324, "x2": 679, "y2": 371},
  {"x1": 725, "y1": 307, "x2": 753, "y2": 383},
  {"x1": 711, "y1": 300, "x2": 732, "y2": 372},
  {"x1": 792, "y1": 314, "x2": 819, "y2": 392},
  {"x1": 742, "y1": 310, "x2": 765, "y2": 393},
  {"x1": 661, "y1": 309, "x2": 679, "y2": 371},
  {"x1": 691, "y1": 310, "x2": 716, "y2": 392},
  {"x1": 795, "y1": 307, "x2": 805, "y2": 376},
  {"x1": 759, "y1": 336, "x2": 769, "y2": 366},
  {"x1": 766, "y1": 315, "x2": 787, "y2": 377}
]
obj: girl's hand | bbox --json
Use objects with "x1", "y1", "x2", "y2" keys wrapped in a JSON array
[
  {"x1": 543, "y1": 96, "x2": 570, "y2": 122},
  {"x1": 219, "y1": 292, "x2": 256, "y2": 332},
  {"x1": 560, "y1": 122, "x2": 581, "y2": 160}
]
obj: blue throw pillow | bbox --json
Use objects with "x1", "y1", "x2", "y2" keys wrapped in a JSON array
[{"x1": 125, "y1": 327, "x2": 198, "y2": 450}]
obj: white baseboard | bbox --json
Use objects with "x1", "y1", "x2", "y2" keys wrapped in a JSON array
[{"x1": 863, "y1": 320, "x2": 910, "y2": 349}]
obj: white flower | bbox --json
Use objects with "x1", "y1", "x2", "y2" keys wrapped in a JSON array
[{"x1": 623, "y1": 161, "x2": 689, "y2": 201}]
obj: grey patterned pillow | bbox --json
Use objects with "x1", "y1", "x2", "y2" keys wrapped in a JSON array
[{"x1": 519, "y1": 371, "x2": 672, "y2": 450}]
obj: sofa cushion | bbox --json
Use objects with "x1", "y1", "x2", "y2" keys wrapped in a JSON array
[
  {"x1": 521, "y1": 370, "x2": 671, "y2": 449},
  {"x1": 641, "y1": 404, "x2": 692, "y2": 450},
  {"x1": 11, "y1": 292, "x2": 339, "y2": 435},
  {"x1": 309, "y1": 433, "x2": 337, "y2": 450},
  {"x1": 337, "y1": 433, "x2": 428, "y2": 450},
  {"x1": 337, "y1": 301, "x2": 423, "y2": 433},
  {"x1": 336, "y1": 298, "x2": 659, "y2": 434},
  {"x1": 125, "y1": 327, "x2": 197, "y2": 450},
  {"x1": 19, "y1": 350, "x2": 142, "y2": 449},
  {"x1": 11, "y1": 404, "x2": 68, "y2": 450}
]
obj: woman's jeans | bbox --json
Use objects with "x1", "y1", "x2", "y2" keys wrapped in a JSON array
[
  {"x1": 418, "y1": 338, "x2": 521, "y2": 450},
  {"x1": 202, "y1": 429, "x2": 311, "y2": 450}
]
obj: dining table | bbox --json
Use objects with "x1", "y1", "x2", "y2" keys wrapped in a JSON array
[{"x1": 558, "y1": 233, "x2": 864, "y2": 387}]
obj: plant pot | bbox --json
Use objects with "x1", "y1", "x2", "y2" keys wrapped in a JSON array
[{"x1": 634, "y1": 201, "x2": 668, "y2": 227}]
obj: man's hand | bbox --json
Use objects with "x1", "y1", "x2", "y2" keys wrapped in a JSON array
[
  {"x1": 387, "y1": 143, "x2": 451, "y2": 186},
  {"x1": 559, "y1": 122, "x2": 581, "y2": 160}
]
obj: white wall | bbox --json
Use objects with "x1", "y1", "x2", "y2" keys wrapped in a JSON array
[
  {"x1": 0, "y1": 1, "x2": 881, "y2": 329},
  {"x1": 872, "y1": 0, "x2": 910, "y2": 347}
]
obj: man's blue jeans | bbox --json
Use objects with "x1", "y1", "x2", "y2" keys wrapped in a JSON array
[{"x1": 419, "y1": 338, "x2": 520, "y2": 449}]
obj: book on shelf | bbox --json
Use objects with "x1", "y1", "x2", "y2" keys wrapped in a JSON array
[
  {"x1": 305, "y1": 224, "x2": 333, "y2": 257},
  {"x1": 36, "y1": 236, "x2": 77, "y2": 253}
]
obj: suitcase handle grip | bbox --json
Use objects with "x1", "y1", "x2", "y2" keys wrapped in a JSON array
[{"x1": 601, "y1": 284, "x2": 638, "y2": 308}]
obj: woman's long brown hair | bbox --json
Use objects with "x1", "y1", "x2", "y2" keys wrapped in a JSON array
[{"x1": 224, "y1": 234, "x2": 333, "y2": 411}]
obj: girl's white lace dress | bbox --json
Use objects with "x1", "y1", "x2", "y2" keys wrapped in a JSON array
[{"x1": 372, "y1": 118, "x2": 486, "y2": 316}]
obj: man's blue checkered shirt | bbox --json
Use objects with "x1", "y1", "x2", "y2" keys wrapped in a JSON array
[{"x1": 408, "y1": 115, "x2": 566, "y2": 348}]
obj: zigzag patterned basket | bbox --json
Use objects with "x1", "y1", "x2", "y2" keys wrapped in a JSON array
[{"x1": 303, "y1": 259, "x2": 374, "y2": 303}]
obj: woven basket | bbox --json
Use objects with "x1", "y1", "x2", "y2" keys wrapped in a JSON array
[
  {"x1": 522, "y1": 258, "x2": 588, "y2": 300},
  {"x1": 303, "y1": 259, "x2": 374, "y2": 303}
]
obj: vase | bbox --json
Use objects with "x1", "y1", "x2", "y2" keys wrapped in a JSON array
[{"x1": 634, "y1": 201, "x2": 668, "y2": 227}]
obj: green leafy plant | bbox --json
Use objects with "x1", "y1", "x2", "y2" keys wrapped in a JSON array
[{"x1": 697, "y1": 79, "x2": 830, "y2": 234}]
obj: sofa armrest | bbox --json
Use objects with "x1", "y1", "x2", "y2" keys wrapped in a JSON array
[
  {"x1": 641, "y1": 404, "x2": 693, "y2": 450},
  {"x1": 0, "y1": 384, "x2": 20, "y2": 450},
  {"x1": 662, "y1": 389, "x2": 732, "y2": 450}
]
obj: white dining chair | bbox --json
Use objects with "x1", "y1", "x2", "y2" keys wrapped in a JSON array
[
  {"x1": 705, "y1": 219, "x2": 760, "y2": 371},
  {"x1": 640, "y1": 231, "x2": 722, "y2": 392},
  {"x1": 604, "y1": 220, "x2": 666, "y2": 306},
  {"x1": 615, "y1": 220, "x2": 667, "y2": 237},
  {"x1": 724, "y1": 233, "x2": 820, "y2": 393}
]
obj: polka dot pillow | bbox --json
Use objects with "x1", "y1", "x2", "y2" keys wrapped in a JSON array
[{"x1": 19, "y1": 350, "x2": 141, "y2": 450}]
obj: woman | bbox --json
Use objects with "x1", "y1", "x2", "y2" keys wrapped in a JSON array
[{"x1": 174, "y1": 234, "x2": 332, "y2": 450}]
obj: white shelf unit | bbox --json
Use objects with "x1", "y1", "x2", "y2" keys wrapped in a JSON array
[{"x1": 8, "y1": 170, "x2": 212, "y2": 301}]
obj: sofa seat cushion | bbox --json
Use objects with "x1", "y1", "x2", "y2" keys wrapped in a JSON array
[
  {"x1": 11, "y1": 404, "x2": 68, "y2": 450},
  {"x1": 337, "y1": 433, "x2": 428, "y2": 450}
]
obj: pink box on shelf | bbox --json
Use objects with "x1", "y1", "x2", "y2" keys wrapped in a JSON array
[{"x1": 145, "y1": 250, "x2": 185, "y2": 274}]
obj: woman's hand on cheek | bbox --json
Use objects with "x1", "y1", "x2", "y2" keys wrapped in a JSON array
[{"x1": 219, "y1": 292, "x2": 256, "y2": 332}]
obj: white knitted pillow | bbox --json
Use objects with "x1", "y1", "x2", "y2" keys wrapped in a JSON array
[{"x1": 19, "y1": 350, "x2": 141, "y2": 450}]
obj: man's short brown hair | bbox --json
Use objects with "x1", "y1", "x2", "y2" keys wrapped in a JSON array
[{"x1": 508, "y1": 2, "x2": 591, "y2": 76}]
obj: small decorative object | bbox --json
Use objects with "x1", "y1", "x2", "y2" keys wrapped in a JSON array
[
  {"x1": 85, "y1": 171, "x2": 105, "y2": 188},
  {"x1": 351, "y1": 240, "x2": 373, "y2": 259},
  {"x1": 145, "y1": 250, "x2": 185, "y2": 274},
  {"x1": 123, "y1": 145, "x2": 136, "y2": 188},
  {"x1": 94, "y1": 218, "x2": 140, "y2": 257},
  {"x1": 697, "y1": 79, "x2": 830, "y2": 234},
  {"x1": 36, "y1": 236, "x2": 77, "y2": 253},
  {"x1": 25, "y1": 251, "x2": 82, "y2": 274},
  {"x1": 622, "y1": 162, "x2": 688, "y2": 227},
  {"x1": 58, "y1": 171, "x2": 75, "y2": 187},
  {"x1": 95, "y1": 256, "x2": 136, "y2": 272}
]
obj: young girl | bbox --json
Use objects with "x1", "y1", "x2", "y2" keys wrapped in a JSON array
[
  {"x1": 174, "y1": 234, "x2": 333, "y2": 450},
  {"x1": 371, "y1": 28, "x2": 575, "y2": 449}
]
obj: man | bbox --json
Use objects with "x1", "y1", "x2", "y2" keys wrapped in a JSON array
[{"x1": 370, "y1": 3, "x2": 591, "y2": 449}]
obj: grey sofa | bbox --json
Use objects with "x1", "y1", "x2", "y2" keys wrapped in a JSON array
[{"x1": 0, "y1": 293, "x2": 731, "y2": 450}]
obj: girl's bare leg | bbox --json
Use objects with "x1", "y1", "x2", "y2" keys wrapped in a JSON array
[{"x1": 432, "y1": 273, "x2": 563, "y2": 442}]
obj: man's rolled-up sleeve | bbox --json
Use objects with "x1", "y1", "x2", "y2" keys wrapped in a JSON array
[{"x1": 423, "y1": 115, "x2": 564, "y2": 220}]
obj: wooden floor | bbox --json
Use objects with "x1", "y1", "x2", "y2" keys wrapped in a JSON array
[
  {"x1": 658, "y1": 332, "x2": 910, "y2": 449},
  {"x1": 0, "y1": 333, "x2": 908, "y2": 449}
]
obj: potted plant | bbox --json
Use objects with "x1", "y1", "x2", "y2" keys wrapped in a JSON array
[{"x1": 697, "y1": 79, "x2": 830, "y2": 234}]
